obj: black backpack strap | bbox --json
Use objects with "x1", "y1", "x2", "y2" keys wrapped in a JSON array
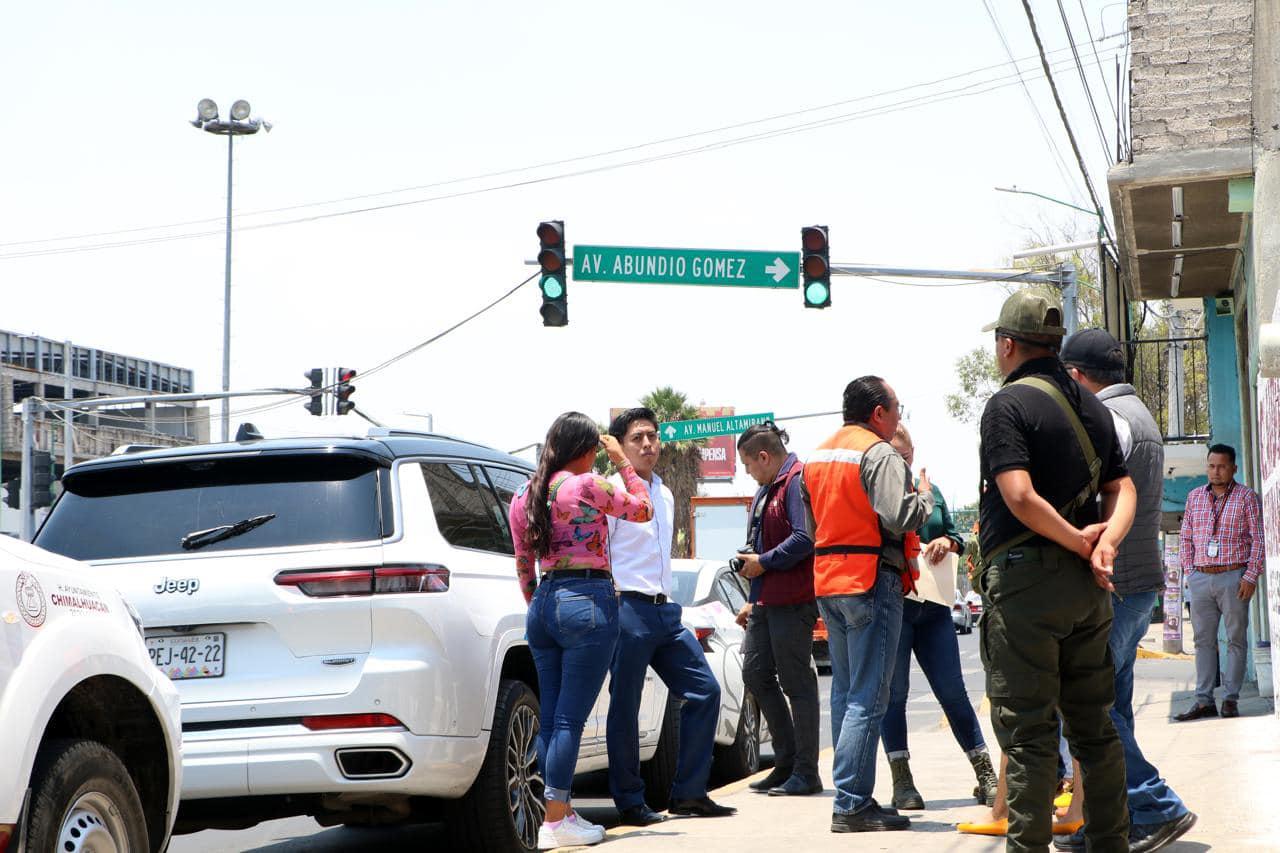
[{"x1": 983, "y1": 377, "x2": 1102, "y2": 563}]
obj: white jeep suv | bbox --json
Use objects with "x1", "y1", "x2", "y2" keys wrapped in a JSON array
[
  {"x1": 0, "y1": 535, "x2": 182, "y2": 853},
  {"x1": 34, "y1": 429, "x2": 684, "y2": 852}
]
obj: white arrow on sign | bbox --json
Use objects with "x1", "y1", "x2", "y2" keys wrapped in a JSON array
[
  {"x1": 663, "y1": 425, "x2": 677, "y2": 439},
  {"x1": 765, "y1": 257, "x2": 791, "y2": 283}
]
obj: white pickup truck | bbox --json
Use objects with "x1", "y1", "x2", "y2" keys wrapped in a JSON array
[{"x1": 0, "y1": 536, "x2": 182, "y2": 853}]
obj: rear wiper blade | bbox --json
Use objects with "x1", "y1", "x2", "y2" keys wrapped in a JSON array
[{"x1": 181, "y1": 514, "x2": 277, "y2": 551}]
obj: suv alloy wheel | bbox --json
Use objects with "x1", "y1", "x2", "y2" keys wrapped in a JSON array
[{"x1": 447, "y1": 679, "x2": 544, "y2": 852}]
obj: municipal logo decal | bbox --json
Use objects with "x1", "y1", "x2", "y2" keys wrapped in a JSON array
[{"x1": 15, "y1": 571, "x2": 47, "y2": 628}]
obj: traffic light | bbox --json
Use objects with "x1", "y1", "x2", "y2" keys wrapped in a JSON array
[
  {"x1": 537, "y1": 220, "x2": 568, "y2": 327},
  {"x1": 304, "y1": 368, "x2": 323, "y2": 416},
  {"x1": 31, "y1": 450, "x2": 53, "y2": 509},
  {"x1": 335, "y1": 368, "x2": 357, "y2": 416},
  {"x1": 2, "y1": 478, "x2": 18, "y2": 509},
  {"x1": 801, "y1": 225, "x2": 831, "y2": 309}
]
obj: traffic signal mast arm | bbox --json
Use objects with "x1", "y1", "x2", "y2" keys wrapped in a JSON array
[{"x1": 828, "y1": 262, "x2": 1078, "y2": 336}]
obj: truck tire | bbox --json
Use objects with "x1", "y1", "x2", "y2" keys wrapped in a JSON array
[
  {"x1": 639, "y1": 697, "x2": 681, "y2": 811},
  {"x1": 448, "y1": 679, "x2": 543, "y2": 853},
  {"x1": 714, "y1": 691, "x2": 761, "y2": 782},
  {"x1": 25, "y1": 738, "x2": 150, "y2": 853}
]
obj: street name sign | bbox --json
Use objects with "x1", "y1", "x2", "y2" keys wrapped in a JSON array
[
  {"x1": 659, "y1": 412, "x2": 775, "y2": 442},
  {"x1": 573, "y1": 245, "x2": 799, "y2": 289}
]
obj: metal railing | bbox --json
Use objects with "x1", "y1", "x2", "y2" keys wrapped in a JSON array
[{"x1": 1126, "y1": 335, "x2": 1210, "y2": 442}]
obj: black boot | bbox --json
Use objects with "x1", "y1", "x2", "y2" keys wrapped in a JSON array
[
  {"x1": 749, "y1": 765, "x2": 793, "y2": 792},
  {"x1": 888, "y1": 756, "x2": 924, "y2": 810},
  {"x1": 968, "y1": 749, "x2": 998, "y2": 805}
]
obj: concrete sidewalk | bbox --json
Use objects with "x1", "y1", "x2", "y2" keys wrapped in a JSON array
[{"x1": 576, "y1": 655, "x2": 1276, "y2": 852}]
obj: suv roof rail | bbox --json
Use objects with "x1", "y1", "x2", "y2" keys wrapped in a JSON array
[
  {"x1": 366, "y1": 426, "x2": 497, "y2": 454},
  {"x1": 366, "y1": 427, "x2": 438, "y2": 439},
  {"x1": 111, "y1": 444, "x2": 168, "y2": 456}
]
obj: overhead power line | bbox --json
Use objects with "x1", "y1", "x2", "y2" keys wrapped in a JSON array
[
  {"x1": 1075, "y1": 0, "x2": 1120, "y2": 123},
  {"x1": 1055, "y1": 0, "x2": 1114, "y2": 166},
  {"x1": 0, "y1": 37, "x2": 1122, "y2": 261},
  {"x1": 37, "y1": 270, "x2": 539, "y2": 427},
  {"x1": 979, "y1": 0, "x2": 1084, "y2": 205},
  {"x1": 1018, "y1": 0, "x2": 1116, "y2": 249}
]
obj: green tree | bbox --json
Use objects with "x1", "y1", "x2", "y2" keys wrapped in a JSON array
[
  {"x1": 946, "y1": 237, "x2": 1104, "y2": 424},
  {"x1": 945, "y1": 348, "x2": 1004, "y2": 424},
  {"x1": 594, "y1": 387, "x2": 705, "y2": 557}
]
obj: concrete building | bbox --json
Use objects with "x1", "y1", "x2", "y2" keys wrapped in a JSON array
[
  {"x1": 1, "y1": 328, "x2": 208, "y2": 535},
  {"x1": 1106, "y1": 0, "x2": 1278, "y2": 703}
]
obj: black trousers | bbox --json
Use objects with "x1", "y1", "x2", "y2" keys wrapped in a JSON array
[{"x1": 742, "y1": 601, "x2": 821, "y2": 779}]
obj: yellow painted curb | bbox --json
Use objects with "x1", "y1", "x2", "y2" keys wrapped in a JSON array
[{"x1": 1137, "y1": 647, "x2": 1192, "y2": 660}]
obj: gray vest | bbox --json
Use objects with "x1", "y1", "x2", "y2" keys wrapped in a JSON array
[{"x1": 1097, "y1": 384, "x2": 1164, "y2": 594}]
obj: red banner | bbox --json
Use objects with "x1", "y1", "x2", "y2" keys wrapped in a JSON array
[{"x1": 696, "y1": 407, "x2": 737, "y2": 480}]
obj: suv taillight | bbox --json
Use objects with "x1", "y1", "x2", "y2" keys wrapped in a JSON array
[
  {"x1": 374, "y1": 566, "x2": 450, "y2": 594},
  {"x1": 301, "y1": 713, "x2": 404, "y2": 730},
  {"x1": 274, "y1": 565, "x2": 449, "y2": 597}
]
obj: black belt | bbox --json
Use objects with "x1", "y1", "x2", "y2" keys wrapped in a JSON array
[
  {"x1": 541, "y1": 569, "x2": 612, "y2": 582},
  {"x1": 814, "y1": 545, "x2": 884, "y2": 557},
  {"x1": 620, "y1": 590, "x2": 669, "y2": 605}
]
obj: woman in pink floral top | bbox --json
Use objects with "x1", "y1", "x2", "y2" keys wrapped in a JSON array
[{"x1": 507, "y1": 411, "x2": 651, "y2": 847}]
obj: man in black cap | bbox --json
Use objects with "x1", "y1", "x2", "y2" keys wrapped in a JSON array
[
  {"x1": 976, "y1": 292, "x2": 1137, "y2": 853},
  {"x1": 1057, "y1": 329, "x2": 1196, "y2": 853}
]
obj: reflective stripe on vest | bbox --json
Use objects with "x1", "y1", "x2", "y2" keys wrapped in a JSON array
[{"x1": 804, "y1": 425, "x2": 885, "y2": 597}]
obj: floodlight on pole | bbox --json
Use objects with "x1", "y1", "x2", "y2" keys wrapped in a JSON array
[{"x1": 190, "y1": 97, "x2": 270, "y2": 442}]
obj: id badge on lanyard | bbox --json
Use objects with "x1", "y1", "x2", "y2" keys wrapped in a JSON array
[{"x1": 1206, "y1": 482, "x2": 1232, "y2": 561}]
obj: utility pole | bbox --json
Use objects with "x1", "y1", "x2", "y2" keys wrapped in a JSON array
[{"x1": 63, "y1": 340, "x2": 74, "y2": 473}]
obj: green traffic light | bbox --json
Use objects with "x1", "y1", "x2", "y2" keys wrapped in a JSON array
[
  {"x1": 805, "y1": 281, "x2": 829, "y2": 306},
  {"x1": 541, "y1": 276, "x2": 564, "y2": 299}
]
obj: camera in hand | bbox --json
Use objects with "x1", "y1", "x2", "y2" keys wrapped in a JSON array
[{"x1": 730, "y1": 545, "x2": 756, "y2": 573}]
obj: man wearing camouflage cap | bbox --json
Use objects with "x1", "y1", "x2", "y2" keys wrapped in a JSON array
[{"x1": 975, "y1": 292, "x2": 1137, "y2": 853}]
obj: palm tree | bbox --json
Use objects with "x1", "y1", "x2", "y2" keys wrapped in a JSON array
[
  {"x1": 640, "y1": 387, "x2": 703, "y2": 559},
  {"x1": 593, "y1": 387, "x2": 706, "y2": 557}
]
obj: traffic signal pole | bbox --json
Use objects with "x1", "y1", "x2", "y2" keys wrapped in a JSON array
[
  {"x1": 830, "y1": 262, "x2": 1079, "y2": 336},
  {"x1": 19, "y1": 399, "x2": 33, "y2": 542}
]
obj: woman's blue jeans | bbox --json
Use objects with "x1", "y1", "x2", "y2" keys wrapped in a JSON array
[
  {"x1": 881, "y1": 597, "x2": 986, "y2": 756},
  {"x1": 526, "y1": 576, "x2": 619, "y2": 803}
]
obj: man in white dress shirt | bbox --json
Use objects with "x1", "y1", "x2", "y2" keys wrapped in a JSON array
[{"x1": 605, "y1": 407, "x2": 737, "y2": 825}]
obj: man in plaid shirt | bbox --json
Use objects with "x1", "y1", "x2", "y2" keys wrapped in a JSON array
[{"x1": 1174, "y1": 444, "x2": 1264, "y2": 721}]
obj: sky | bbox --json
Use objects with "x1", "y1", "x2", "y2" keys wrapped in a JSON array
[{"x1": 0, "y1": 1, "x2": 1130, "y2": 507}]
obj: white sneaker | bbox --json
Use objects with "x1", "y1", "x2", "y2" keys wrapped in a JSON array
[
  {"x1": 537, "y1": 818, "x2": 604, "y2": 849},
  {"x1": 569, "y1": 812, "x2": 607, "y2": 840}
]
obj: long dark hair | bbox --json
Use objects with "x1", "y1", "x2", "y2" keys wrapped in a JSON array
[{"x1": 523, "y1": 411, "x2": 601, "y2": 559}]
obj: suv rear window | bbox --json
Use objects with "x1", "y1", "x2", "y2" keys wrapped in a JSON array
[{"x1": 36, "y1": 453, "x2": 386, "y2": 561}]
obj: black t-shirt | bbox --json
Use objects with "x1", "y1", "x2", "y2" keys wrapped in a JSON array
[{"x1": 978, "y1": 357, "x2": 1128, "y2": 554}]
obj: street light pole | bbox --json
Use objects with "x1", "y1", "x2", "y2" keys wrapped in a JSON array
[
  {"x1": 223, "y1": 131, "x2": 234, "y2": 442},
  {"x1": 995, "y1": 185, "x2": 1108, "y2": 336},
  {"x1": 191, "y1": 98, "x2": 271, "y2": 442}
]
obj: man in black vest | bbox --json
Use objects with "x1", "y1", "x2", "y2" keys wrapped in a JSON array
[
  {"x1": 733, "y1": 422, "x2": 820, "y2": 797},
  {"x1": 977, "y1": 292, "x2": 1136, "y2": 853},
  {"x1": 1059, "y1": 329, "x2": 1196, "y2": 853}
]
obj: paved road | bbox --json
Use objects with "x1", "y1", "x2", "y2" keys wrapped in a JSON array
[{"x1": 169, "y1": 631, "x2": 987, "y2": 852}]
